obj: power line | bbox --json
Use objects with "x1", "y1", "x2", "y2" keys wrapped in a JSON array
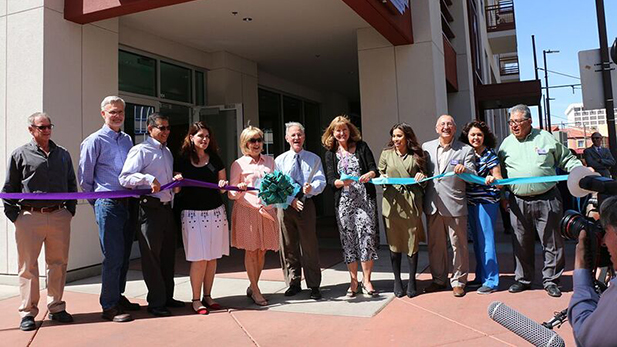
[{"x1": 537, "y1": 67, "x2": 581, "y2": 80}]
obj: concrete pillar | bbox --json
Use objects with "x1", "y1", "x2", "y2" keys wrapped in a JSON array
[
  {"x1": 207, "y1": 51, "x2": 259, "y2": 127},
  {"x1": 447, "y1": 0, "x2": 476, "y2": 126},
  {"x1": 357, "y1": 1, "x2": 448, "y2": 243},
  {"x1": 0, "y1": 0, "x2": 118, "y2": 282}
]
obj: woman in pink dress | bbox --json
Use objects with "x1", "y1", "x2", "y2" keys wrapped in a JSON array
[{"x1": 228, "y1": 126, "x2": 279, "y2": 306}]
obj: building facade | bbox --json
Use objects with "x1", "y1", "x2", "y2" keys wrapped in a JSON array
[{"x1": 0, "y1": 0, "x2": 537, "y2": 282}]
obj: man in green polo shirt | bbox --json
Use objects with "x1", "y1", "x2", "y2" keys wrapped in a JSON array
[{"x1": 498, "y1": 104, "x2": 581, "y2": 298}]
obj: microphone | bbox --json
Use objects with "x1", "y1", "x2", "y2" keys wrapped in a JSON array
[{"x1": 488, "y1": 301, "x2": 565, "y2": 347}]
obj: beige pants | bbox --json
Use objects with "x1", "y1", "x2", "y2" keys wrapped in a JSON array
[
  {"x1": 14, "y1": 208, "x2": 72, "y2": 318},
  {"x1": 427, "y1": 213, "x2": 469, "y2": 288}
]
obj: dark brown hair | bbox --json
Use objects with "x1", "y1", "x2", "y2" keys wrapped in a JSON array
[
  {"x1": 386, "y1": 123, "x2": 426, "y2": 174},
  {"x1": 180, "y1": 121, "x2": 220, "y2": 164},
  {"x1": 459, "y1": 120, "x2": 497, "y2": 149}
]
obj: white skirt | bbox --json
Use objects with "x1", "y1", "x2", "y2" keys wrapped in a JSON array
[{"x1": 181, "y1": 205, "x2": 230, "y2": 261}]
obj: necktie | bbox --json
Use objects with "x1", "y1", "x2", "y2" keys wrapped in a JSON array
[{"x1": 290, "y1": 153, "x2": 304, "y2": 185}]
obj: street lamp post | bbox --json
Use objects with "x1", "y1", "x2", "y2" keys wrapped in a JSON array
[{"x1": 543, "y1": 49, "x2": 559, "y2": 133}]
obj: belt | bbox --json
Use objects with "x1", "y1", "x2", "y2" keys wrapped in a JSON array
[
  {"x1": 21, "y1": 205, "x2": 63, "y2": 213},
  {"x1": 514, "y1": 187, "x2": 557, "y2": 201}
]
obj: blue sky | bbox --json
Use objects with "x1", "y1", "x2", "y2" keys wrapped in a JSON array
[{"x1": 514, "y1": 0, "x2": 617, "y2": 126}]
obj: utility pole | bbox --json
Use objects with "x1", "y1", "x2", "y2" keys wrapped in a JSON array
[
  {"x1": 543, "y1": 49, "x2": 559, "y2": 133},
  {"x1": 595, "y1": 0, "x2": 616, "y2": 156},
  {"x1": 532, "y1": 35, "x2": 544, "y2": 130}
]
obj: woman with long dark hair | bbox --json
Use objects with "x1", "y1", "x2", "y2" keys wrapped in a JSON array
[
  {"x1": 459, "y1": 120, "x2": 502, "y2": 294},
  {"x1": 322, "y1": 115, "x2": 379, "y2": 297},
  {"x1": 378, "y1": 123, "x2": 427, "y2": 297},
  {"x1": 174, "y1": 122, "x2": 229, "y2": 314}
]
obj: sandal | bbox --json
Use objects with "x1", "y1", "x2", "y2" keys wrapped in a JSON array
[
  {"x1": 191, "y1": 299, "x2": 209, "y2": 315},
  {"x1": 346, "y1": 282, "x2": 362, "y2": 298},
  {"x1": 202, "y1": 295, "x2": 223, "y2": 310}
]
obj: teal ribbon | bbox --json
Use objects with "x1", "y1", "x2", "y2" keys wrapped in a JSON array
[{"x1": 339, "y1": 172, "x2": 569, "y2": 186}]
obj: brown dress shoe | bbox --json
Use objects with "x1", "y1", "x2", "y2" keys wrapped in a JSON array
[
  {"x1": 102, "y1": 306, "x2": 133, "y2": 322},
  {"x1": 453, "y1": 286, "x2": 466, "y2": 297},
  {"x1": 423, "y1": 282, "x2": 447, "y2": 293}
]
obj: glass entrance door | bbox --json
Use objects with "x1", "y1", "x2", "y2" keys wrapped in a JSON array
[
  {"x1": 122, "y1": 96, "x2": 159, "y2": 144},
  {"x1": 194, "y1": 104, "x2": 244, "y2": 220}
]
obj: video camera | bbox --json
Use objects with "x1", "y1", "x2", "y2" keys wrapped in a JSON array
[{"x1": 561, "y1": 167, "x2": 617, "y2": 270}]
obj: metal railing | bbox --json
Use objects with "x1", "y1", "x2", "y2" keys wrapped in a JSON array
[
  {"x1": 485, "y1": 0, "x2": 515, "y2": 32},
  {"x1": 499, "y1": 55, "x2": 519, "y2": 76}
]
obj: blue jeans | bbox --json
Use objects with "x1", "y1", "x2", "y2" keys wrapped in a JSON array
[
  {"x1": 94, "y1": 198, "x2": 136, "y2": 310},
  {"x1": 468, "y1": 202, "x2": 499, "y2": 289}
]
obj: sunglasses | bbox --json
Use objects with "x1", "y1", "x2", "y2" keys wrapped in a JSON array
[
  {"x1": 248, "y1": 137, "x2": 263, "y2": 144},
  {"x1": 32, "y1": 124, "x2": 54, "y2": 131},
  {"x1": 154, "y1": 125, "x2": 171, "y2": 131}
]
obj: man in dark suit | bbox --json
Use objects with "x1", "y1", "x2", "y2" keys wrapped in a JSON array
[{"x1": 583, "y1": 132, "x2": 615, "y2": 178}]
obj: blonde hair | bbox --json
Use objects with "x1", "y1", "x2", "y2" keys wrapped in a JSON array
[
  {"x1": 239, "y1": 126, "x2": 264, "y2": 155},
  {"x1": 321, "y1": 115, "x2": 362, "y2": 151}
]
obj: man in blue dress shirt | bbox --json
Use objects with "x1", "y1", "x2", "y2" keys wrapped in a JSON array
[
  {"x1": 275, "y1": 122, "x2": 326, "y2": 299},
  {"x1": 568, "y1": 196, "x2": 617, "y2": 347},
  {"x1": 79, "y1": 96, "x2": 139, "y2": 322},
  {"x1": 119, "y1": 113, "x2": 184, "y2": 317}
]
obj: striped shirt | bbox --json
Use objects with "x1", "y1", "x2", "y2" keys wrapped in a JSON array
[{"x1": 467, "y1": 147, "x2": 500, "y2": 205}]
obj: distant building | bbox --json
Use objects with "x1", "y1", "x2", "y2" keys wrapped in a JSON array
[{"x1": 565, "y1": 102, "x2": 617, "y2": 128}]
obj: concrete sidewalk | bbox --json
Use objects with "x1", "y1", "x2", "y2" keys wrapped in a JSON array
[{"x1": 0, "y1": 236, "x2": 577, "y2": 347}]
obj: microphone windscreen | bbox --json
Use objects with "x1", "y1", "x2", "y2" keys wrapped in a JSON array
[{"x1": 487, "y1": 301, "x2": 565, "y2": 347}]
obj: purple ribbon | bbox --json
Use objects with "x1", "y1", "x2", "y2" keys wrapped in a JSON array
[{"x1": 0, "y1": 178, "x2": 258, "y2": 200}]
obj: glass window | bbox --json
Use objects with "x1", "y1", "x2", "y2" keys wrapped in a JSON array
[
  {"x1": 161, "y1": 61, "x2": 192, "y2": 103},
  {"x1": 577, "y1": 140, "x2": 584, "y2": 148},
  {"x1": 195, "y1": 71, "x2": 205, "y2": 106},
  {"x1": 119, "y1": 50, "x2": 157, "y2": 97},
  {"x1": 283, "y1": 95, "x2": 303, "y2": 124},
  {"x1": 258, "y1": 89, "x2": 283, "y2": 156}
]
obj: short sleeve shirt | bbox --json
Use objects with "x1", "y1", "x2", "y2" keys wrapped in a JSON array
[
  {"x1": 467, "y1": 147, "x2": 500, "y2": 205},
  {"x1": 174, "y1": 154, "x2": 225, "y2": 211}
]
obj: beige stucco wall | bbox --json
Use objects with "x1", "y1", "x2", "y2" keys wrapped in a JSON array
[{"x1": 0, "y1": 1, "x2": 119, "y2": 282}]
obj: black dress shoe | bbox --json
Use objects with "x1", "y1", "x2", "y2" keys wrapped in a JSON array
[
  {"x1": 545, "y1": 285, "x2": 562, "y2": 297},
  {"x1": 284, "y1": 285, "x2": 302, "y2": 297},
  {"x1": 48, "y1": 310, "x2": 74, "y2": 323},
  {"x1": 19, "y1": 316, "x2": 36, "y2": 331},
  {"x1": 508, "y1": 282, "x2": 531, "y2": 293},
  {"x1": 102, "y1": 306, "x2": 133, "y2": 322},
  {"x1": 165, "y1": 299, "x2": 185, "y2": 308},
  {"x1": 309, "y1": 288, "x2": 322, "y2": 300},
  {"x1": 147, "y1": 306, "x2": 172, "y2": 317},
  {"x1": 118, "y1": 296, "x2": 140, "y2": 311}
]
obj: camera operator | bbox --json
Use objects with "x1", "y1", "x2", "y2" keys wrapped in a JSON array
[{"x1": 568, "y1": 196, "x2": 617, "y2": 347}]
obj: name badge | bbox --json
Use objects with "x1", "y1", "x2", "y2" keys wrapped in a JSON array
[
  {"x1": 536, "y1": 148, "x2": 548, "y2": 155},
  {"x1": 450, "y1": 159, "x2": 460, "y2": 165}
]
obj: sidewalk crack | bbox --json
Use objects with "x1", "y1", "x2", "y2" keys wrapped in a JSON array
[{"x1": 228, "y1": 309, "x2": 260, "y2": 347}]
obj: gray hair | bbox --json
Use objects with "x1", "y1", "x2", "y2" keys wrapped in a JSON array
[
  {"x1": 27, "y1": 112, "x2": 51, "y2": 126},
  {"x1": 100, "y1": 96, "x2": 126, "y2": 111},
  {"x1": 147, "y1": 112, "x2": 169, "y2": 127},
  {"x1": 285, "y1": 122, "x2": 305, "y2": 135},
  {"x1": 600, "y1": 196, "x2": 617, "y2": 229},
  {"x1": 509, "y1": 104, "x2": 532, "y2": 119}
]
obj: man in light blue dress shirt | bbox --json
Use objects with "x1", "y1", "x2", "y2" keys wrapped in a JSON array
[
  {"x1": 79, "y1": 96, "x2": 139, "y2": 322},
  {"x1": 119, "y1": 113, "x2": 184, "y2": 317},
  {"x1": 275, "y1": 122, "x2": 326, "y2": 300}
]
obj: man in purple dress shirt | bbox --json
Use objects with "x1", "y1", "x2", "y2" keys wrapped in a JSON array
[
  {"x1": 79, "y1": 96, "x2": 140, "y2": 322},
  {"x1": 568, "y1": 196, "x2": 617, "y2": 346}
]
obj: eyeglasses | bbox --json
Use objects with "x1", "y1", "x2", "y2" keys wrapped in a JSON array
[
  {"x1": 508, "y1": 119, "x2": 529, "y2": 126},
  {"x1": 31, "y1": 124, "x2": 54, "y2": 131},
  {"x1": 248, "y1": 137, "x2": 263, "y2": 144},
  {"x1": 154, "y1": 125, "x2": 171, "y2": 131}
]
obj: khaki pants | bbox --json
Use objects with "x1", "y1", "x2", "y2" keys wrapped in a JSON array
[
  {"x1": 427, "y1": 213, "x2": 469, "y2": 288},
  {"x1": 14, "y1": 208, "x2": 72, "y2": 318}
]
